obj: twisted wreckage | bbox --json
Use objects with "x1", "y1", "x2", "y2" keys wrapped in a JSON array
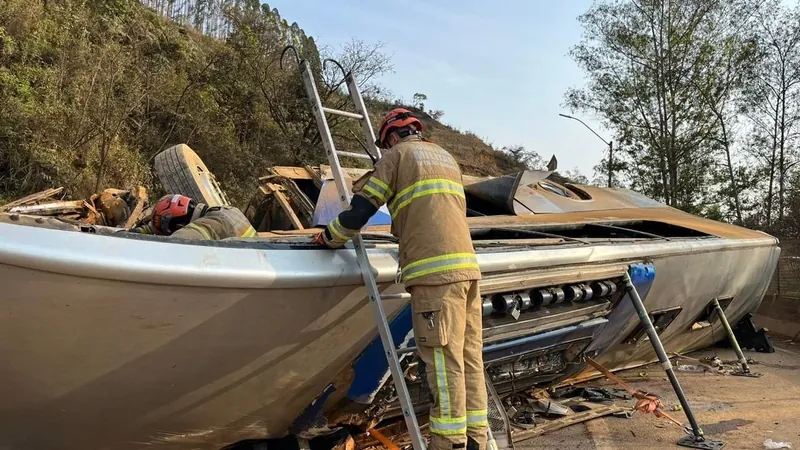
[{"x1": 0, "y1": 145, "x2": 780, "y2": 449}]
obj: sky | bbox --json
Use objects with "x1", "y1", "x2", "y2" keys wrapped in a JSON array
[{"x1": 269, "y1": 1, "x2": 608, "y2": 178}]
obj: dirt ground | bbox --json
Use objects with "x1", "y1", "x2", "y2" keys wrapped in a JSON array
[{"x1": 517, "y1": 341, "x2": 800, "y2": 450}]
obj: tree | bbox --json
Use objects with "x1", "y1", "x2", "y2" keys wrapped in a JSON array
[
  {"x1": 563, "y1": 168, "x2": 590, "y2": 185},
  {"x1": 321, "y1": 39, "x2": 394, "y2": 100},
  {"x1": 740, "y1": 0, "x2": 800, "y2": 228},
  {"x1": 689, "y1": 2, "x2": 762, "y2": 224},
  {"x1": 566, "y1": 0, "x2": 758, "y2": 215},
  {"x1": 412, "y1": 93, "x2": 427, "y2": 110},
  {"x1": 502, "y1": 145, "x2": 545, "y2": 170}
]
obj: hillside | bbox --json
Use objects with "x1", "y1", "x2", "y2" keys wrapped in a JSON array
[{"x1": 0, "y1": 0, "x2": 525, "y2": 208}]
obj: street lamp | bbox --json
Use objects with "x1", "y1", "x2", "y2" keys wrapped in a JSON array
[{"x1": 558, "y1": 113, "x2": 613, "y2": 187}]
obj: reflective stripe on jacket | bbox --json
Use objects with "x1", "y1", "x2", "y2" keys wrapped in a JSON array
[
  {"x1": 172, "y1": 206, "x2": 257, "y2": 240},
  {"x1": 323, "y1": 136, "x2": 480, "y2": 286}
]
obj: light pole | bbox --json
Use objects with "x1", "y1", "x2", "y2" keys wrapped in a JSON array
[{"x1": 558, "y1": 113, "x2": 613, "y2": 187}]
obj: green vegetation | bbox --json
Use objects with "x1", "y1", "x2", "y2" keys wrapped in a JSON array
[
  {"x1": 0, "y1": 0, "x2": 526, "y2": 208},
  {"x1": 567, "y1": 0, "x2": 800, "y2": 235}
]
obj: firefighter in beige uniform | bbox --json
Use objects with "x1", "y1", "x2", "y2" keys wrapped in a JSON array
[
  {"x1": 131, "y1": 194, "x2": 257, "y2": 240},
  {"x1": 313, "y1": 108, "x2": 488, "y2": 450}
]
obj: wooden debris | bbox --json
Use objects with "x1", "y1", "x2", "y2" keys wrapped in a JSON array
[
  {"x1": 332, "y1": 435, "x2": 355, "y2": 450},
  {"x1": 7, "y1": 200, "x2": 86, "y2": 216},
  {"x1": 355, "y1": 421, "x2": 430, "y2": 450},
  {"x1": 366, "y1": 428, "x2": 400, "y2": 450},
  {"x1": 124, "y1": 186, "x2": 149, "y2": 229},
  {"x1": 0, "y1": 187, "x2": 64, "y2": 212},
  {"x1": 265, "y1": 183, "x2": 304, "y2": 230},
  {"x1": 280, "y1": 177, "x2": 315, "y2": 225},
  {"x1": 305, "y1": 164, "x2": 324, "y2": 188},
  {"x1": 269, "y1": 166, "x2": 318, "y2": 180},
  {"x1": 83, "y1": 200, "x2": 101, "y2": 225}
]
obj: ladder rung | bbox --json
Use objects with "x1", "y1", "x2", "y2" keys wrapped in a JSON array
[
  {"x1": 381, "y1": 293, "x2": 411, "y2": 301},
  {"x1": 323, "y1": 107, "x2": 363, "y2": 120},
  {"x1": 336, "y1": 151, "x2": 373, "y2": 160},
  {"x1": 397, "y1": 346, "x2": 418, "y2": 355}
]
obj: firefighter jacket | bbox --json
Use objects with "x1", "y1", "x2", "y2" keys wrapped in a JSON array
[
  {"x1": 132, "y1": 205, "x2": 257, "y2": 240},
  {"x1": 322, "y1": 136, "x2": 481, "y2": 287}
]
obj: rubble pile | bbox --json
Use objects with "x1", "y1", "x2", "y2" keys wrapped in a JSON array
[{"x1": 0, "y1": 186, "x2": 149, "y2": 229}]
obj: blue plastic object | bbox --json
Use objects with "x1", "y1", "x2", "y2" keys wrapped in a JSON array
[
  {"x1": 629, "y1": 263, "x2": 656, "y2": 284},
  {"x1": 289, "y1": 383, "x2": 336, "y2": 436},
  {"x1": 347, "y1": 304, "x2": 415, "y2": 404}
]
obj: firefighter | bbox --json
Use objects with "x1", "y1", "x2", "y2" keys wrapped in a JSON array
[
  {"x1": 313, "y1": 108, "x2": 487, "y2": 450},
  {"x1": 130, "y1": 194, "x2": 257, "y2": 240}
]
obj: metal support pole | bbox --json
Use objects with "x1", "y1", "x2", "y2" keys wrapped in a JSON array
[
  {"x1": 623, "y1": 272, "x2": 725, "y2": 450},
  {"x1": 608, "y1": 141, "x2": 613, "y2": 188},
  {"x1": 712, "y1": 299, "x2": 760, "y2": 378}
]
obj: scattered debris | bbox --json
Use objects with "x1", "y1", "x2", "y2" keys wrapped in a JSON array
[
  {"x1": 702, "y1": 356, "x2": 724, "y2": 368},
  {"x1": 332, "y1": 435, "x2": 355, "y2": 450},
  {"x1": 764, "y1": 439, "x2": 792, "y2": 449},
  {"x1": 8, "y1": 200, "x2": 88, "y2": 217},
  {"x1": 0, "y1": 187, "x2": 65, "y2": 212},
  {"x1": 585, "y1": 357, "x2": 685, "y2": 428},
  {"x1": 671, "y1": 353, "x2": 747, "y2": 376},
  {"x1": 1, "y1": 186, "x2": 149, "y2": 228},
  {"x1": 510, "y1": 404, "x2": 627, "y2": 442},
  {"x1": 676, "y1": 364, "x2": 708, "y2": 373},
  {"x1": 554, "y1": 386, "x2": 630, "y2": 403},
  {"x1": 612, "y1": 410, "x2": 634, "y2": 419},
  {"x1": 732, "y1": 313, "x2": 775, "y2": 353},
  {"x1": 530, "y1": 398, "x2": 570, "y2": 416},
  {"x1": 511, "y1": 408, "x2": 537, "y2": 429},
  {"x1": 366, "y1": 428, "x2": 399, "y2": 450}
]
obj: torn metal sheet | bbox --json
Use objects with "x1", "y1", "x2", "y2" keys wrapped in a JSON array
[{"x1": 465, "y1": 170, "x2": 554, "y2": 215}]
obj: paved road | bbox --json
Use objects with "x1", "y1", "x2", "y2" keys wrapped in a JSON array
[{"x1": 517, "y1": 343, "x2": 800, "y2": 450}]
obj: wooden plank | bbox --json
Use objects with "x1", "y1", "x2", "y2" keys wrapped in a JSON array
[
  {"x1": 273, "y1": 189, "x2": 304, "y2": 230},
  {"x1": 270, "y1": 166, "x2": 315, "y2": 180},
  {"x1": 268, "y1": 165, "x2": 485, "y2": 186},
  {"x1": 124, "y1": 186, "x2": 149, "y2": 229},
  {"x1": 1, "y1": 187, "x2": 64, "y2": 212},
  {"x1": 7, "y1": 200, "x2": 85, "y2": 216},
  {"x1": 304, "y1": 164, "x2": 324, "y2": 188},
  {"x1": 319, "y1": 165, "x2": 371, "y2": 181},
  {"x1": 281, "y1": 178, "x2": 315, "y2": 226}
]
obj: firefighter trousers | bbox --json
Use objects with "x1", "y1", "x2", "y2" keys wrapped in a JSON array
[{"x1": 409, "y1": 280, "x2": 487, "y2": 450}]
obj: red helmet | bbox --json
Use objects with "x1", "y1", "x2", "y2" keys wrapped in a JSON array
[
  {"x1": 375, "y1": 108, "x2": 423, "y2": 149},
  {"x1": 151, "y1": 194, "x2": 196, "y2": 235}
]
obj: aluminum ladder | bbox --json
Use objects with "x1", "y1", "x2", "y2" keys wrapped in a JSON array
[{"x1": 283, "y1": 48, "x2": 427, "y2": 450}]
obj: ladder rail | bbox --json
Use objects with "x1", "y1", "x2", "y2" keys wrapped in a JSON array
[
  {"x1": 299, "y1": 61, "x2": 352, "y2": 207},
  {"x1": 345, "y1": 73, "x2": 382, "y2": 160},
  {"x1": 297, "y1": 58, "x2": 427, "y2": 450}
]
